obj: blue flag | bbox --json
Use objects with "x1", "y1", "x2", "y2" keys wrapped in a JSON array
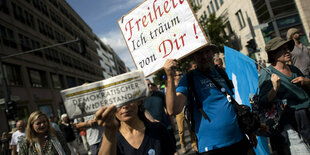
[{"x1": 224, "y1": 46, "x2": 270, "y2": 155}]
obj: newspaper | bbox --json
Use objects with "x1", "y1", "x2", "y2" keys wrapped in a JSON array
[{"x1": 61, "y1": 70, "x2": 149, "y2": 119}]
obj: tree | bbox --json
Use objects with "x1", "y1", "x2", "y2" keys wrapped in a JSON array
[{"x1": 199, "y1": 13, "x2": 230, "y2": 52}]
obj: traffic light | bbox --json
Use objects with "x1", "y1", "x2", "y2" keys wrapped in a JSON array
[
  {"x1": 6, "y1": 101, "x2": 17, "y2": 119},
  {"x1": 246, "y1": 39, "x2": 257, "y2": 53}
]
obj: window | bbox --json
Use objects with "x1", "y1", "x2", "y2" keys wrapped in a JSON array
[
  {"x1": 18, "y1": 33, "x2": 32, "y2": 51},
  {"x1": 2, "y1": 63, "x2": 23, "y2": 86},
  {"x1": 51, "y1": 73, "x2": 62, "y2": 89},
  {"x1": 214, "y1": 0, "x2": 219, "y2": 10},
  {"x1": 66, "y1": 76, "x2": 76, "y2": 88},
  {"x1": 0, "y1": 25, "x2": 17, "y2": 48},
  {"x1": 39, "y1": 105, "x2": 53, "y2": 117},
  {"x1": 236, "y1": 10, "x2": 246, "y2": 29},
  {"x1": 207, "y1": 5, "x2": 211, "y2": 15},
  {"x1": 0, "y1": 0, "x2": 9, "y2": 14},
  {"x1": 78, "y1": 79, "x2": 85, "y2": 85},
  {"x1": 210, "y1": 1, "x2": 215, "y2": 12},
  {"x1": 219, "y1": 0, "x2": 224, "y2": 5},
  {"x1": 28, "y1": 69, "x2": 47, "y2": 88}
]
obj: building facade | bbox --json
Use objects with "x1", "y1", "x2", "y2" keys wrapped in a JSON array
[
  {"x1": 195, "y1": 0, "x2": 309, "y2": 64},
  {"x1": 94, "y1": 37, "x2": 119, "y2": 79},
  {"x1": 0, "y1": 0, "x2": 125, "y2": 133}
]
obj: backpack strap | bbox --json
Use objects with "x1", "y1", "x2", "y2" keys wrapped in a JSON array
[
  {"x1": 215, "y1": 66, "x2": 234, "y2": 95},
  {"x1": 186, "y1": 70, "x2": 210, "y2": 122}
]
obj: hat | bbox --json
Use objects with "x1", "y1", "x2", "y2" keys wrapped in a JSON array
[
  {"x1": 265, "y1": 37, "x2": 294, "y2": 53},
  {"x1": 286, "y1": 28, "x2": 299, "y2": 39},
  {"x1": 61, "y1": 113, "x2": 68, "y2": 121}
]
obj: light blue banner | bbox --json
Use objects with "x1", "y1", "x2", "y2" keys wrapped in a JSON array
[{"x1": 224, "y1": 46, "x2": 270, "y2": 155}]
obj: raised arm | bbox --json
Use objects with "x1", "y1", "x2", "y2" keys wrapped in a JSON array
[
  {"x1": 96, "y1": 106, "x2": 119, "y2": 155},
  {"x1": 163, "y1": 59, "x2": 187, "y2": 115}
]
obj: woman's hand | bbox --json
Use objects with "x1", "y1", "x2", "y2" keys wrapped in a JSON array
[
  {"x1": 95, "y1": 105, "x2": 119, "y2": 131},
  {"x1": 270, "y1": 74, "x2": 280, "y2": 92},
  {"x1": 291, "y1": 76, "x2": 310, "y2": 87}
]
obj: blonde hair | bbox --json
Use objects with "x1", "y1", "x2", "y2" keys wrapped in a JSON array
[{"x1": 26, "y1": 111, "x2": 56, "y2": 146}]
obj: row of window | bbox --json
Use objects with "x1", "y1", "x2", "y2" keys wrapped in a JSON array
[
  {"x1": 7, "y1": 0, "x2": 91, "y2": 53},
  {"x1": 12, "y1": 2, "x2": 35, "y2": 29},
  {"x1": 1, "y1": 63, "x2": 93, "y2": 89},
  {"x1": 0, "y1": 25, "x2": 17, "y2": 48},
  {"x1": 1, "y1": 24, "x2": 101, "y2": 76}
]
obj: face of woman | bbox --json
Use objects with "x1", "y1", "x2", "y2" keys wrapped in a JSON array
[
  {"x1": 115, "y1": 102, "x2": 139, "y2": 122},
  {"x1": 274, "y1": 44, "x2": 291, "y2": 62},
  {"x1": 32, "y1": 115, "x2": 49, "y2": 135}
]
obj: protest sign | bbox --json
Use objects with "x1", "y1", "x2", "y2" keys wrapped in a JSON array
[
  {"x1": 60, "y1": 70, "x2": 149, "y2": 119},
  {"x1": 118, "y1": 0, "x2": 209, "y2": 77}
]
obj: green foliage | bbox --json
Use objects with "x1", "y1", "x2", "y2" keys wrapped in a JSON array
[
  {"x1": 200, "y1": 13, "x2": 230, "y2": 52},
  {"x1": 188, "y1": 0, "x2": 202, "y2": 13}
]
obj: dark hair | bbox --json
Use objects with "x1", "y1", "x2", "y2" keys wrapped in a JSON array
[
  {"x1": 267, "y1": 50, "x2": 278, "y2": 64},
  {"x1": 137, "y1": 103, "x2": 149, "y2": 123}
]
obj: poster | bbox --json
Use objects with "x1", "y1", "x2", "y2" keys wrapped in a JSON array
[
  {"x1": 61, "y1": 70, "x2": 149, "y2": 119},
  {"x1": 118, "y1": 0, "x2": 208, "y2": 76}
]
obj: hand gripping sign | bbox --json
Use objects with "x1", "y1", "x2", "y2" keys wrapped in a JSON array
[
  {"x1": 61, "y1": 70, "x2": 149, "y2": 119},
  {"x1": 118, "y1": 0, "x2": 209, "y2": 77}
]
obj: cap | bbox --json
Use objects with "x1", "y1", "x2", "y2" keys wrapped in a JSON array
[
  {"x1": 265, "y1": 37, "x2": 294, "y2": 53},
  {"x1": 286, "y1": 28, "x2": 299, "y2": 39}
]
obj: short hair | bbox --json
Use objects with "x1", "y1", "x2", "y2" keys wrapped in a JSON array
[
  {"x1": 61, "y1": 114, "x2": 68, "y2": 121},
  {"x1": 26, "y1": 111, "x2": 56, "y2": 146}
]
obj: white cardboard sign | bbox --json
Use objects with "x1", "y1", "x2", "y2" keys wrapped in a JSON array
[
  {"x1": 118, "y1": 0, "x2": 208, "y2": 77},
  {"x1": 60, "y1": 70, "x2": 149, "y2": 119}
]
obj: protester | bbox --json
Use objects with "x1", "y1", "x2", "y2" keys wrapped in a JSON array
[
  {"x1": 143, "y1": 80, "x2": 177, "y2": 149},
  {"x1": 76, "y1": 115, "x2": 104, "y2": 155},
  {"x1": 164, "y1": 45, "x2": 257, "y2": 154},
  {"x1": 1, "y1": 132, "x2": 10, "y2": 155},
  {"x1": 258, "y1": 37, "x2": 310, "y2": 154},
  {"x1": 214, "y1": 57, "x2": 225, "y2": 70},
  {"x1": 174, "y1": 63, "x2": 198, "y2": 153},
  {"x1": 59, "y1": 114, "x2": 79, "y2": 155},
  {"x1": 10, "y1": 120, "x2": 26, "y2": 155},
  {"x1": 95, "y1": 101, "x2": 176, "y2": 155},
  {"x1": 49, "y1": 116, "x2": 61, "y2": 132},
  {"x1": 18, "y1": 111, "x2": 70, "y2": 155},
  {"x1": 286, "y1": 28, "x2": 310, "y2": 77}
]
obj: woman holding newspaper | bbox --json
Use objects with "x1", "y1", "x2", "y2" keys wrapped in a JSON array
[{"x1": 95, "y1": 101, "x2": 176, "y2": 155}]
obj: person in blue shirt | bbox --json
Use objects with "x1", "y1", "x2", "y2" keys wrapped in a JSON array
[{"x1": 164, "y1": 45, "x2": 257, "y2": 154}]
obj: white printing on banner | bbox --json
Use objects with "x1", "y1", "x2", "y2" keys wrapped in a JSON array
[
  {"x1": 118, "y1": 0, "x2": 208, "y2": 77},
  {"x1": 61, "y1": 70, "x2": 149, "y2": 119}
]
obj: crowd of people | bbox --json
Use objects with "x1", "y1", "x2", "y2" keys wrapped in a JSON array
[{"x1": 1, "y1": 27, "x2": 309, "y2": 155}]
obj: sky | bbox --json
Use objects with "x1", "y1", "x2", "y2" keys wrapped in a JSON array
[{"x1": 66, "y1": 0, "x2": 144, "y2": 70}]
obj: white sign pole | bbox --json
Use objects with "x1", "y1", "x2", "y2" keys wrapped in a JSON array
[{"x1": 118, "y1": 0, "x2": 209, "y2": 77}]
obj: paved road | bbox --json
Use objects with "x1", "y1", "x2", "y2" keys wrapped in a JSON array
[{"x1": 173, "y1": 120, "x2": 198, "y2": 155}]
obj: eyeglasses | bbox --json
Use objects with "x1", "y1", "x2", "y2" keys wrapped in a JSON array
[
  {"x1": 175, "y1": 73, "x2": 183, "y2": 77},
  {"x1": 148, "y1": 83, "x2": 155, "y2": 87}
]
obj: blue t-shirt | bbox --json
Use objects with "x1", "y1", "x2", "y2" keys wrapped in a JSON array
[
  {"x1": 176, "y1": 68, "x2": 243, "y2": 153},
  {"x1": 143, "y1": 92, "x2": 171, "y2": 129}
]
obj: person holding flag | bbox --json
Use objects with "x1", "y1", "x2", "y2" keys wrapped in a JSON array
[{"x1": 258, "y1": 37, "x2": 310, "y2": 154}]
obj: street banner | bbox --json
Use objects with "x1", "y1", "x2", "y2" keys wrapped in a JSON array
[
  {"x1": 61, "y1": 70, "x2": 150, "y2": 119},
  {"x1": 224, "y1": 46, "x2": 269, "y2": 155},
  {"x1": 118, "y1": 0, "x2": 208, "y2": 77}
]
